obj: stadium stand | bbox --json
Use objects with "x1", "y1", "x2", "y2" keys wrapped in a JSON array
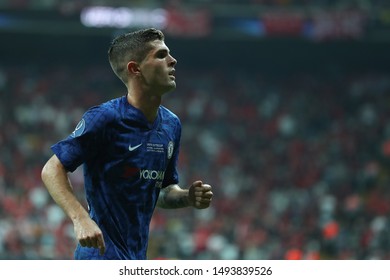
[{"x1": 1, "y1": 0, "x2": 390, "y2": 260}]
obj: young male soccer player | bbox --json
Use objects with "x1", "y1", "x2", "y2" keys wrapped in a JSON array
[{"x1": 41, "y1": 28, "x2": 213, "y2": 259}]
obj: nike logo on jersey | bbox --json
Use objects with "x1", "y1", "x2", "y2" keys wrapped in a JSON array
[{"x1": 129, "y1": 143, "x2": 143, "y2": 151}]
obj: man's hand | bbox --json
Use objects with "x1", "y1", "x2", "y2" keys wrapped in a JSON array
[
  {"x1": 189, "y1": 180, "x2": 213, "y2": 209},
  {"x1": 73, "y1": 217, "x2": 106, "y2": 255}
]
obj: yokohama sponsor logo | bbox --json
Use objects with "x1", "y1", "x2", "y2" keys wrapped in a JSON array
[{"x1": 140, "y1": 169, "x2": 165, "y2": 181}]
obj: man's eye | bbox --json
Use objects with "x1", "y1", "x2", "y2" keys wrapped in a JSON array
[{"x1": 157, "y1": 51, "x2": 167, "y2": 58}]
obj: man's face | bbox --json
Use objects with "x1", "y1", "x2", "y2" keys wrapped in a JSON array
[{"x1": 138, "y1": 40, "x2": 177, "y2": 95}]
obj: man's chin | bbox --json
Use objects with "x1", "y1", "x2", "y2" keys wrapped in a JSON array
[{"x1": 163, "y1": 82, "x2": 176, "y2": 94}]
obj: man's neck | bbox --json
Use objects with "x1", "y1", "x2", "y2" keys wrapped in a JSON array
[{"x1": 126, "y1": 92, "x2": 161, "y2": 123}]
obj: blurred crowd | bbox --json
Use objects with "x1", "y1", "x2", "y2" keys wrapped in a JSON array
[{"x1": 0, "y1": 60, "x2": 390, "y2": 259}]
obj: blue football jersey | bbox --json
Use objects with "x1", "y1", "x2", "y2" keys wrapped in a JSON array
[{"x1": 51, "y1": 95, "x2": 181, "y2": 259}]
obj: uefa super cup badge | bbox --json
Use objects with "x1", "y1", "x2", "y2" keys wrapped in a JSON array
[{"x1": 71, "y1": 118, "x2": 86, "y2": 138}]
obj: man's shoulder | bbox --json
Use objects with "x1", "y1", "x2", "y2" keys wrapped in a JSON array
[
  {"x1": 81, "y1": 96, "x2": 124, "y2": 128},
  {"x1": 89, "y1": 96, "x2": 124, "y2": 116},
  {"x1": 159, "y1": 105, "x2": 180, "y2": 123},
  {"x1": 100, "y1": 96, "x2": 124, "y2": 111},
  {"x1": 159, "y1": 106, "x2": 181, "y2": 137}
]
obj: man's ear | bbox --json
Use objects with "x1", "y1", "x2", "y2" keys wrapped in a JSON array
[{"x1": 127, "y1": 61, "x2": 141, "y2": 75}]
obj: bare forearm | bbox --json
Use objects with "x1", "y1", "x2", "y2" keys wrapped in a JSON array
[
  {"x1": 157, "y1": 184, "x2": 190, "y2": 209},
  {"x1": 41, "y1": 155, "x2": 89, "y2": 222},
  {"x1": 41, "y1": 155, "x2": 106, "y2": 255},
  {"x1": 157, "y1": 181, "x2": 213, "y2": 209}
]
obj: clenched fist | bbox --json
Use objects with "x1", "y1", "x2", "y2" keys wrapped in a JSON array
[{"x1": 188, "y1": 180, "x2": 213, "y2": 209}]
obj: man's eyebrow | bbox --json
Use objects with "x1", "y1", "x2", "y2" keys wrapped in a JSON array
[{"x1": 155, "y1": 48, "x2": 170, "y2": 55}]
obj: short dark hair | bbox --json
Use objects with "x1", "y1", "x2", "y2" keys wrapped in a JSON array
[{"x1": 108, "y1": 28, "x2": 165, "y2": 83}]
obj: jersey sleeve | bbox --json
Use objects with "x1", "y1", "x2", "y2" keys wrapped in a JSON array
[
  {"x1": 51, "y1": 105, "x2": 116, "y2": 172},
  {"x1": 162, "y1": 118, "x2": 181, "y2": 188}
]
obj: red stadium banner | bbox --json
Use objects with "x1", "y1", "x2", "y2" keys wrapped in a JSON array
[
  {"x1": 262, "y1": 11, "x2": 305, "y2": 36},
  {"x1": 165, "y1": 8, "x2": 211, "y2": 37}
]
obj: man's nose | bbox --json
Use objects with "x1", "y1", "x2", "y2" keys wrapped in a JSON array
[{"x1": 169, "y1": 55, "x2": 177, "y2": 66}]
